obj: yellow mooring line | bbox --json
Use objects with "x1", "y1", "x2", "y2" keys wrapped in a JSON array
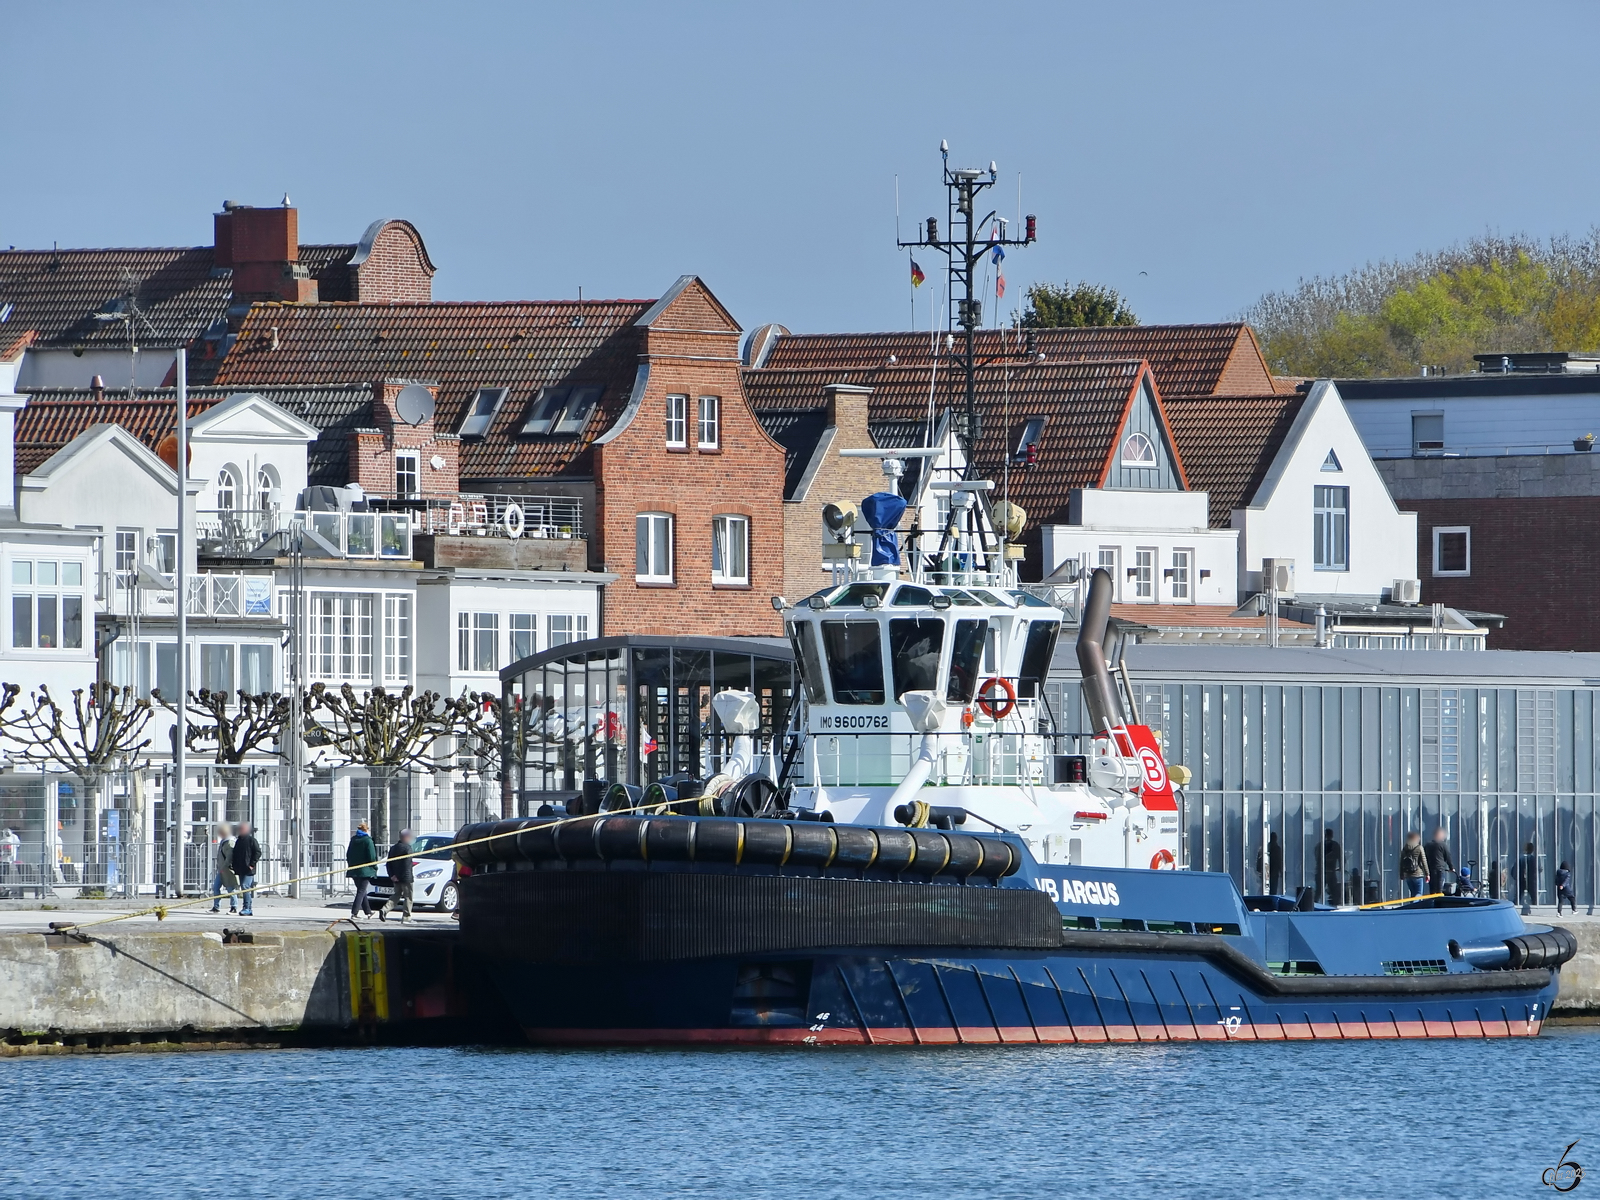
[
  {"x1": 45, "y1": 799, "x2": 682, "y2": 936},
  {"x1": 1358, "y1": 891, "x2": 1446, "y2": 910}
]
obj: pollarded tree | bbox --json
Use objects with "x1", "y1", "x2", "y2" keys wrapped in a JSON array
[
  {"x1": 170, "y1": 689, "x2": 291, "y2": 826},
  {"x1": 0, "y1": 682, "x2": 154, "y2": 860},
  {"x1": 303, "y1": 683, "x2": 480, "y2": 845}
]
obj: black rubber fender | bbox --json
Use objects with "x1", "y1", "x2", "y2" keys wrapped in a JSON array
[{"x1": 1505, "y1": 926, "x2": 1578, "y2": 970}]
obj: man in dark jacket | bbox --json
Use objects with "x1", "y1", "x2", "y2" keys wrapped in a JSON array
[
  {"x1": 1424, "y1": 827, "x2": 1454, "y2": 897},
  {"x1": 347, "y1": 822, "x2": 379, "y2": 919},
  {"x1": 381, "y1": 829, "x2": 416, "y2": 923},
  {"x1": 1316, "y1": 829, "x2": 1342, "y2": 905},
  {"x1": 1517, "y1": 842, "x2": 1539, "y2": 914},
  {"x1": 231, "y1": 822, "x2": 262, "y2": 916},
  {"x1": 1556, "y1": 861, "x2": 1577, "y2": 916}
]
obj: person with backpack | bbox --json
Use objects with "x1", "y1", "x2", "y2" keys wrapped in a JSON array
[
  {"x1": 230, "y1": 822, "x2": 262, "y2": 916},
  {"x1": 1399, "y1": 831, "x2": 1428, "y2": 898},
  {"x1": 1555, "y1": 862, "x2": 1577, "y2": 916},
  {"x1": 347, "y1": 822, "x2": 379, "y2": 919},
  {"x1": 380, "y1": 829, "x2": 416, "y2": 923},
  {"x1": 210, "y1": 823, "x2": 239, "y2": 914}
]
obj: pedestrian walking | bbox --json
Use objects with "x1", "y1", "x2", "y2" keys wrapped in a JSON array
[
  {"x1": 1316, "y1": 829, "x2": 1343, "y2": 905},
  {"x1": 1399, "y1": 831, "x2": 1428, "y2": 898},
  {"x1": 0, "y1": 826, "x2": 19, "y2": 898},
  {"x1": 1555, "y1": 861, "x2": 1577, "y2": 916},
  {"x1": 381, "y1": 829, "x2": 416, "y2": 923},
  {"x1": 231, "y1": 822, "x2": 262, "y2": 916},
  {"x1": 1424, "y1": 827, "x2": 1454, "y2": 897},
  {"x1": 210, "y1": 823, "x2": 239, "y2": 913},
  {"x1": 347, "y1": 822, "x2": 379, "y2": 919},
  {"x1": 1517, "y1": 841, "x2": 1539, "y2": 913}
]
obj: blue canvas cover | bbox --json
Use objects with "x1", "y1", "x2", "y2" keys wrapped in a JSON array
[{"x1": 860, "y1": 492, "x2": 907, "y2": 566}]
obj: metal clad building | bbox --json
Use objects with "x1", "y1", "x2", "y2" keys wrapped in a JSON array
[{"x1": 1048, "y1": 644, "x2": 1598, "y2": 909}]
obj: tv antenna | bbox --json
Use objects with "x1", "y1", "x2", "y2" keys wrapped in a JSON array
[
  {"x1": 897, "y1": 140, "x2": 1035, "y2": 453},
  {"x1": 92, "y1": 270, "x2": 159, "y2": 398}
]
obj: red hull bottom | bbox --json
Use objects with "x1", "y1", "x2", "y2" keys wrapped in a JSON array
[{"x1": 523, "y1": 1016, "x2": 1546, "y2": 1046}]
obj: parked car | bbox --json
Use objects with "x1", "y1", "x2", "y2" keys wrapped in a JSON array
[{"x1": 369, "y1": 832, "x2": 461, "y2": 914}]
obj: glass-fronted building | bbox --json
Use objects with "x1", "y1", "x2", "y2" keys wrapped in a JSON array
[
  {"x1": 1048, "y1": 644, "x2": 1599, "y2": 910},
  {"x1": 501, "y1": 635, "x2": 796, "y2": 808}
]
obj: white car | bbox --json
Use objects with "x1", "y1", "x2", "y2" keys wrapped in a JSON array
[{"x1": 370, "y1": 833, "x2": 460, "y2": 914}]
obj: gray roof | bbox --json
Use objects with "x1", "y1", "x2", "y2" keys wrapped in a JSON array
[{"x1": 1119, "y1": 644, "x2": 1600, "y2": 686}]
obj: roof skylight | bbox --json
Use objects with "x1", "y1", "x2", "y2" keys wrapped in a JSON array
[{"x1": 458, "y1": 387, "x2": 508, "y2": 439}]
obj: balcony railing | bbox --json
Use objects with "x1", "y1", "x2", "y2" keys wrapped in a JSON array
[
  {"x1": 104, "y1": 570, "x2": 275, "y2": 618},
  {"x1": 366, "y1": 491, "x2": 583, "y2": 539}
]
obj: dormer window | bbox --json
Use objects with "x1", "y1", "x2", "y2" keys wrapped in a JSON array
[
  {"x1": 459, "y1": 387, "x2": 508, "y2": 440},
  {"x1": 520, "y1": 385, "x2": 604, "y2": 437},
  {"x1": 1120, "y1": 431, "x2": 1156, "y2": 465}
]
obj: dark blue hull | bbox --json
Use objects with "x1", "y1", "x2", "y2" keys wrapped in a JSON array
[{"x1": 486, "y1": 949, "x2": 1557, "y2": 1045}]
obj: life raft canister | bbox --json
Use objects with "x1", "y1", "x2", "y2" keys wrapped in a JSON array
[{"x1": 975, "y1": 676, "x2": 1017, "y2": 720}]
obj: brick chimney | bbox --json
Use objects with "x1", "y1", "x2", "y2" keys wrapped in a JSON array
[
  {"x1": 351, "y1": 380, "x2": 459, "y2": 500},
  {"x1": 215, "y1": 201, "x2": 318, "y2": 306}
]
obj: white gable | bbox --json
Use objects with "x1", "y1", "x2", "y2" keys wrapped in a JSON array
[{"x1": 189, "y1": 392, "x2": 319, "y2": 444}]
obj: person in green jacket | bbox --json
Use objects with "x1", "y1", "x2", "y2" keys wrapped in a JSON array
[{"x1": 347, "y1": 821, "x2": 380, "y2": 919}]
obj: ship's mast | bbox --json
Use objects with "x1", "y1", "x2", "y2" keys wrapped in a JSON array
[{"x1": 898, "y1": 141, "x2": 1035, "y2": 458}]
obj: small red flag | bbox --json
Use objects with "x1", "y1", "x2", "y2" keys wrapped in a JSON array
[{"x1": 996, "y1": 272, "x2": 1007, "y2": 299}]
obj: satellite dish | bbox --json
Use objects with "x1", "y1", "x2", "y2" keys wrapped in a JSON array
[{"x1": 395, "y1": 384, "x2": 435, "y2": 426}]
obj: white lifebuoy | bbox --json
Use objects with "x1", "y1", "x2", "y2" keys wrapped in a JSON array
[
  {"x1": 1150, "y1": 847, "x2": 1177, "y2": 870},
  {"x1": 502, "y1": 502, "x2": 524, "y2": 539}
]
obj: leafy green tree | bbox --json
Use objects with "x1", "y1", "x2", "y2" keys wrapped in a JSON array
[
  {"x1": 1245, "y1": 232, "x2": 1600, "y2": 377},
  {"x1": 1022, "y1": 281, "x2": 1138, "y2": 329}
]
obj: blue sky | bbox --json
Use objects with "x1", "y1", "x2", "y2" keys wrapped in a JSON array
[{"x1": 8, "y1": 1, "x2": 1600, "y2": 334}]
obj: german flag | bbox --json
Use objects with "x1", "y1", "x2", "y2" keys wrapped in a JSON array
[{"x1": 910, "y1": 259, "x2": 925, "y2": 288}]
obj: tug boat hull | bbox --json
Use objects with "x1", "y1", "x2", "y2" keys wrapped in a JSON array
[{"x1": 456, "y1": 816, "x2": 1568, "y2": 1047}]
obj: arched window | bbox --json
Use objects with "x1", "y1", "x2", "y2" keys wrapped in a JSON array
[
  {"x1": 257, "y1": 466, "x2": 278, "y2": 511},
  {"x1": 216, "y1": 466, "x2": 238, "y2": 510},
  {"x1": 1120, "y1": 432, "x2": 1156, "y2": 465}
]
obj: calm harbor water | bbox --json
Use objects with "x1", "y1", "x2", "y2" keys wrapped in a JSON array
[{"x1": 3, "y1": 1030, "x2": 1597, "y2": 1199}]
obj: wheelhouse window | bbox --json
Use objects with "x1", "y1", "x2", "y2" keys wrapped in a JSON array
[
  {"x1": 395, "y1": 451, "x2": 420, "y2": 499},
  {"x1": 945, "y1": 618, "x2": 986, "y2": 703},
  {"x1": 787, "y1": 621, "x2": 827, "y2": 704},
  {"x1": 459, "y1": 387, "x2": 508, "y2": 440},
  {"x1": 697, "y1": 395, "x2": 720, "y2": 449},
  {"x1": 712, "y1": 514, "x2": 749, "y2": 584},
  {"x1": 820, "y1": 620, "x2": 884, "y2": 705},
  {"x1": 1120, "y1": 432, "x2": 1156, "y2": 466},
  {"x1": 636, "y1": 513, "x2": 673, "y2": 582},
  {"x1": 1433, "y1": 527, "x2": 1470, "y2": 576},
  {"x1": 1313, "y1": 485, "x2": 1349, "y2": 571},
  {"x1": 665, "y1": 395, "x2": 688, "y2": 447},
  {"x1": 1017, "y1": 620, "x2": 1061, "y2": 698},
  {"x1": 889, "y1": 618, "x2": 943, "y2": 699}
]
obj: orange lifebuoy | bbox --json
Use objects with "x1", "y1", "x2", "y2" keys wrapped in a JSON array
[
  {"x1": 1150, "y1": 847, "x2": 1177, "y2": 870},
  {"x1": 975, "y1": 676, "x2": 1017, "y2": 720}
]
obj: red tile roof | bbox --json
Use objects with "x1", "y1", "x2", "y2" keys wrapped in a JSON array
[
  {"x1": 211, "y1": 300, "x2": 654, "y2": 481},
  {"x1": 750, "y1": 322, "x2": 1273, "y2": 399},
  {"x1": 1163, "y1": 392, "x2": 1306, "y2": 527},
  {"x1": 0, "y1": 244, "x2": 357, "y2": 350},
  {"x1": 744, "y1": 358, "x2": 1158, "y2": 524}
]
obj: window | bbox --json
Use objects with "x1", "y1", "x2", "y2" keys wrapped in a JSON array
[
  {"x1": 1170, "y1": 549, "x2": 1192, "y2": 601},
  {"x1": 383, "y1": 595, "x2": 411, "y2": 682},
  {"x1": 697, "y1": 395, "x2": 720, "y2": 448},
  {"x1": 1013, "y1": 416, "x2": 1047, "y2": 464},
  {"x1": 520, "y1": 387, "x2": 569, "y2": 436},
  {"x1": 395, "y1": 451, "x2": 419, "y2": 499},
  {"x1": 459, "y1": 387, "x2": 508, "y2": 439},
  {"x1": 151, "y1": 533, "x2": 177, "y2": 577},
  {"x1": 1321, "y1": 449, "x2": 1342, "y2": 472},
  {"x1": 1120, "y1": 432, "x2": 1156, "y2": 465},
  {"x1": 636, "y1": 513, "x2": 673, "y2": 582},
  {"x1": 311, "y1": 592, "x2": 374, "y2": 681},
  {"x1": 788, "y1": 621, "x2": 827, "y2": 704},
  {"x1": 257, "y1": 467, "x2": 278, "y2": 511},
  {"x1": 1413, "y1": 413, "x2": 1444, "y2": 453},
  {"x1": 1314, "y1": 485, "x2": 1349, "y2": 571},
  {"x1": 509, "y1": 614, "x2": 536, "y2": 662},
  {"x1": 548, "y1": 613, "x2": 589, "y2": 648},
  {"x1": 201, "y1": 644, "x2": 235, "y2": 695},
  {"x1": 1017, "y1": 621, "x2": 1060, "y2": 698},
  {"x1": 239, "y1": 645, "x2": 273, "y2": 694},
  {"x1": 1097, "y1": 547, "x2": 1120, "y2": 598},
  {"x1": 216, "y1": 467, "x2": 238, "y2": 510},
  {"x1": 945, "y1": 619, "x2": 986, "y2": 703},
  {"x1": 1133, "y1": 548, "x2": 1155, "y2": 600},
  {"x1": 115, "y1": 530, "x2": 138, "y2": 587},
  {"x1": 888, "y1": 618, "x2": 944, "y2": 699},
  {"x1": 712, "y1": 514, "x2": 749, "y2": 584},
  {"x1": 457, "y1": 612, "x2": 499, "y2": 672},
  {"x1": 665, "y1": 395, "x2": 688, "y2": 447},
  {"x1": 819, "y1": 620, "x2": 884, "y2": 705},
  {"x1": 1433, "y1": 527, "x2": 1470, "y2": 576},
  {"x1": 554, "y1": 386, "x2": 602, "y2": 435},
  {"x1": 10, "y1": 560, "x2": 85, "y2": 651}
]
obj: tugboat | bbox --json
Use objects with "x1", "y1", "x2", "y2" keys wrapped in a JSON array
[{"x1": 457, "y1": 472, "x2": 1577, "y2": 1044}]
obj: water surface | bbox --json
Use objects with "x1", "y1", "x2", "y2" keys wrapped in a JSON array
[{"x1": 4, "y1": 1030, "x2": 1596, "y2": 1198}]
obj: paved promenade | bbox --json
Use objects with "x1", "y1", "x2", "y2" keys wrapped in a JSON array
[{"x1": 0, "y1": 895, "x2": 458, "y2": 934}]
